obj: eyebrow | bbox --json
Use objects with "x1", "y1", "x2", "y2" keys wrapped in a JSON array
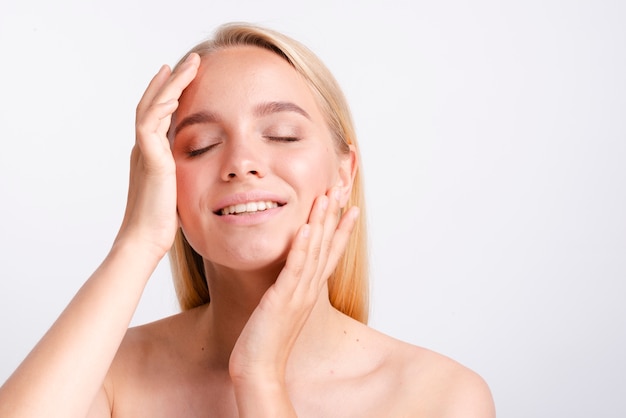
[
  {"x1": 174, "y1": 111, "x2": 219, "y2": 136},
  {"x1": 174, "y1": 101, "x2": 311, "y2": 137},
  {"x1": 254, "y1": 101, "x2": 311, "y2": 120}
]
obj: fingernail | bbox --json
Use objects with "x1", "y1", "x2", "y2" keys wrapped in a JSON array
[
  {"x1": 351, "y1": 207, "x2": 360, "y2": 220},
  {"x1": 301, "y1": 224, "x2": 310, "y2": 238},
  {"x1": 333, "y1": 188, "x2": 341, "y2": 201}
]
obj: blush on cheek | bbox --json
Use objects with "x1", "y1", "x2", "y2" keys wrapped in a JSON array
[
  {"x1": 286, "y1": 150, "x2": 336, "y2": 189},
  {"x1": 176, "y1": 166, "x2": 203, "y2": 204}
]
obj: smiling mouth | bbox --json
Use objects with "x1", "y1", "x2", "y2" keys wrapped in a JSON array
[{"x1": 217, "y1": 201, "x2": 283, "y2": 216}]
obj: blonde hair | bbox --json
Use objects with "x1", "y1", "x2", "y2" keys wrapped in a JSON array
[{"x1": 168, "y1": 23, "x2": 369, "y2": 323}]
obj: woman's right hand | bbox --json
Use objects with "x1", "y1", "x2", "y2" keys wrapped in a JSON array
[
  {"x1": 0, "y1": 55, "x2": 201, "y2": 418},
  {"x1": 116, "y1": 53, "x2": 200, "y2": 259}
]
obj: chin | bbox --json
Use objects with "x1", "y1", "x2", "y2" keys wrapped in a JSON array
[{"x1": 197, "y1": 233, "x2": 293, "y2": 273}]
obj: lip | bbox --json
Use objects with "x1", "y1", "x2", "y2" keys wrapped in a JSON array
[{"x1": 212, "y1": 190, "x2": 287, "y2": 214}]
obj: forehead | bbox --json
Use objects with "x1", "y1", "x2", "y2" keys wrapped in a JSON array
[{"x1": 176, "y1": 46, "x2": 322, "y2": 120}]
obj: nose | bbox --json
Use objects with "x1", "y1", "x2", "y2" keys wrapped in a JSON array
[{"x1": 219, "y1": 140, "x2": 265, "y2": 181}]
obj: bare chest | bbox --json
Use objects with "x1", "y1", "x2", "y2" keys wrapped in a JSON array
[{"x1": 111, "y1": 371, "x2": 406, "y2": 418}]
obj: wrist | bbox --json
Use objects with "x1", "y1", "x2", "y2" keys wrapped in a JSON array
[
  {"x1": 113, "y1": 221, "x2": 175, "y2": 259},
  {"x1": 111, "y1": 229, "x2": 170, "y2": 266}
]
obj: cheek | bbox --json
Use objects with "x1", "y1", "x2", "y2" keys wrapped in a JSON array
[
  {"x1": 175, "y1": 164, "x2": 205, "y2": 220},
  {"x1": 282, "y1": 146, "x2": 337, "y2": 191},
  {"x1": 174, "y1": 164, "x2": 212, "y2": 255},
  {"x1": 175, "y1": 167, "x2": 192, "y2": 204}
]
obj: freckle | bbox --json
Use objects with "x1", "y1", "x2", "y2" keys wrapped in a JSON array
[
  {"x1": 343, "y1": 330, "x2": 347, "y2": 335},
  {"x1": 356, "y1": 338, "x2": 360, "y2": 342},
  {"x1": 330, "y1": 370, "x2": 335, "y2": 375},
  {"x1": 201, "y1": 347, "x2": 205, "y2": 351}
]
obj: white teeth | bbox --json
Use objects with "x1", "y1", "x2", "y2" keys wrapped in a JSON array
[{"x1": 221, "y1": 201, "x2": 279, "y2": 215}]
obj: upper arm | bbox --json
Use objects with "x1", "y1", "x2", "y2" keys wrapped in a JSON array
[{"x1": 441, "y1": 370, "x2": 496, "y2": 418}]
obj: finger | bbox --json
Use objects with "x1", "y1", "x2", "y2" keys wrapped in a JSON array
[
  {"x1": 275, "y1": 223, "x2": 311, "y2": 296},
  {"x1": 135, "y1": 54, "x2": 200, "y2": 147},
  {"x1": 321, "y1": 206, "x2": 359, "y2": 280},
  {"x1": 136, "y1": 64, "x2": 171, "y2": 117},
  {"x1": 150, "y1": 53, "x2": 200, "y2": 110},
  {"x1": 314, "y1": 188, "x2": 342, "y2": 281},
  {"x1": 274, "y1": 194, "x2": 327, "y2": 298},
  {"x1": 300, "y1": 193, "x2": 330, "y2": 283},
  {"x1": 136, "y1": 98, "x2": 178, "y2": 137},
  {"x1": 135, "y1": 99, "x2": 179, "y2": 162}
]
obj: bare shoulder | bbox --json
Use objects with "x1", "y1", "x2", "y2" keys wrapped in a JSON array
[
  {"x1": 407, "y1": 347, "x2": 494, "y2": 417},
  {"x1": 105, "y1": 312, "x2": 177, "y2": 386},
  {"x1": 112, "y1": 308, "x2": 191, "y2": 364},
  {"x1": 382, "y1": 333, "x2": 495, "y2": 418},
  {"x1": 104, "y1": 307, "x2": 204, "y2": 404}
]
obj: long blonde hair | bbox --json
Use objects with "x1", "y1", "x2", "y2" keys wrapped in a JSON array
[{"x1": 168, "y1": 23, "x2": 369, "y2": 323}]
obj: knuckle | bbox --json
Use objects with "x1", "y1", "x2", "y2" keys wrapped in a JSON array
[
  {"x1": 309, "y1": 243, "x2": 322, "y2": 261},
  {"x1": 290, "y1": 264, "x2": 306, "y2": 278},
  {"x1": 285, "y1": 257, "x2": 306, "y2": 277}
]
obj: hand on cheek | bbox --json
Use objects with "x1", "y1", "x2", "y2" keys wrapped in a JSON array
[{"x1": 229, "y1": 187, "x2": 359, "y2": 401}]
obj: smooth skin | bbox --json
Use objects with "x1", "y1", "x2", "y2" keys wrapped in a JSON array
[{"x1": 0, "y1": 47, "x2": 495, "y2": 418}]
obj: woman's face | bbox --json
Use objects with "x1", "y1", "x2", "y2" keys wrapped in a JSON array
[{"x1": 171, "y1": 46, "x2": 353, "y2": 272}]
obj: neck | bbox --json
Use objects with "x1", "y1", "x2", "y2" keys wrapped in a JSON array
[{"x1": 197, "y1": 260, "x2": 346, "y2": 375}]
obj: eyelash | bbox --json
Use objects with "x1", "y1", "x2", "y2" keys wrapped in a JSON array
[
  {"x1": 266, "y1": 136, "x2": 300, "y2": 142},
  {"x1": 186, "y1": 136, "x2": 300, "y2": 157},
  {"x1": 187, "y1": 143, "x2": 219, "y2": 157}
]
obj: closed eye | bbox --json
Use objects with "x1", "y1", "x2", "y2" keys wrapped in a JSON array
[
  {"x1": 187, "y1": 143, "x2": 220, "y2": 157},
  {"x1": 265, "y1": 136, "x2": 300, "y2": 142}
]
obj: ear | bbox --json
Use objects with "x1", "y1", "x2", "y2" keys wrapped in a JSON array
[{"x1": 335, "y1": 145, "x2": 358, "y2": 208}]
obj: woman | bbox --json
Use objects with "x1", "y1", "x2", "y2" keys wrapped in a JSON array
[{"x1": 0, "y1": 23, "x2": 495, "y2": 417}]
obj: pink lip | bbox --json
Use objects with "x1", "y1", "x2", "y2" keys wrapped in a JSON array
[{"x1": 213, "y1": 190, "x2": 287, "y2": 213}]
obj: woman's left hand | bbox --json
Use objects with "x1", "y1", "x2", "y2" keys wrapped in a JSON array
[{"x1": 229, "y1": 188, "x2": 359, "y2": 416}]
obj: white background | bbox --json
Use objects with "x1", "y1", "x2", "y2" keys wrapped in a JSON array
[{"x1": 1, "y1": 1, "x2": 625, "y2": 416}]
